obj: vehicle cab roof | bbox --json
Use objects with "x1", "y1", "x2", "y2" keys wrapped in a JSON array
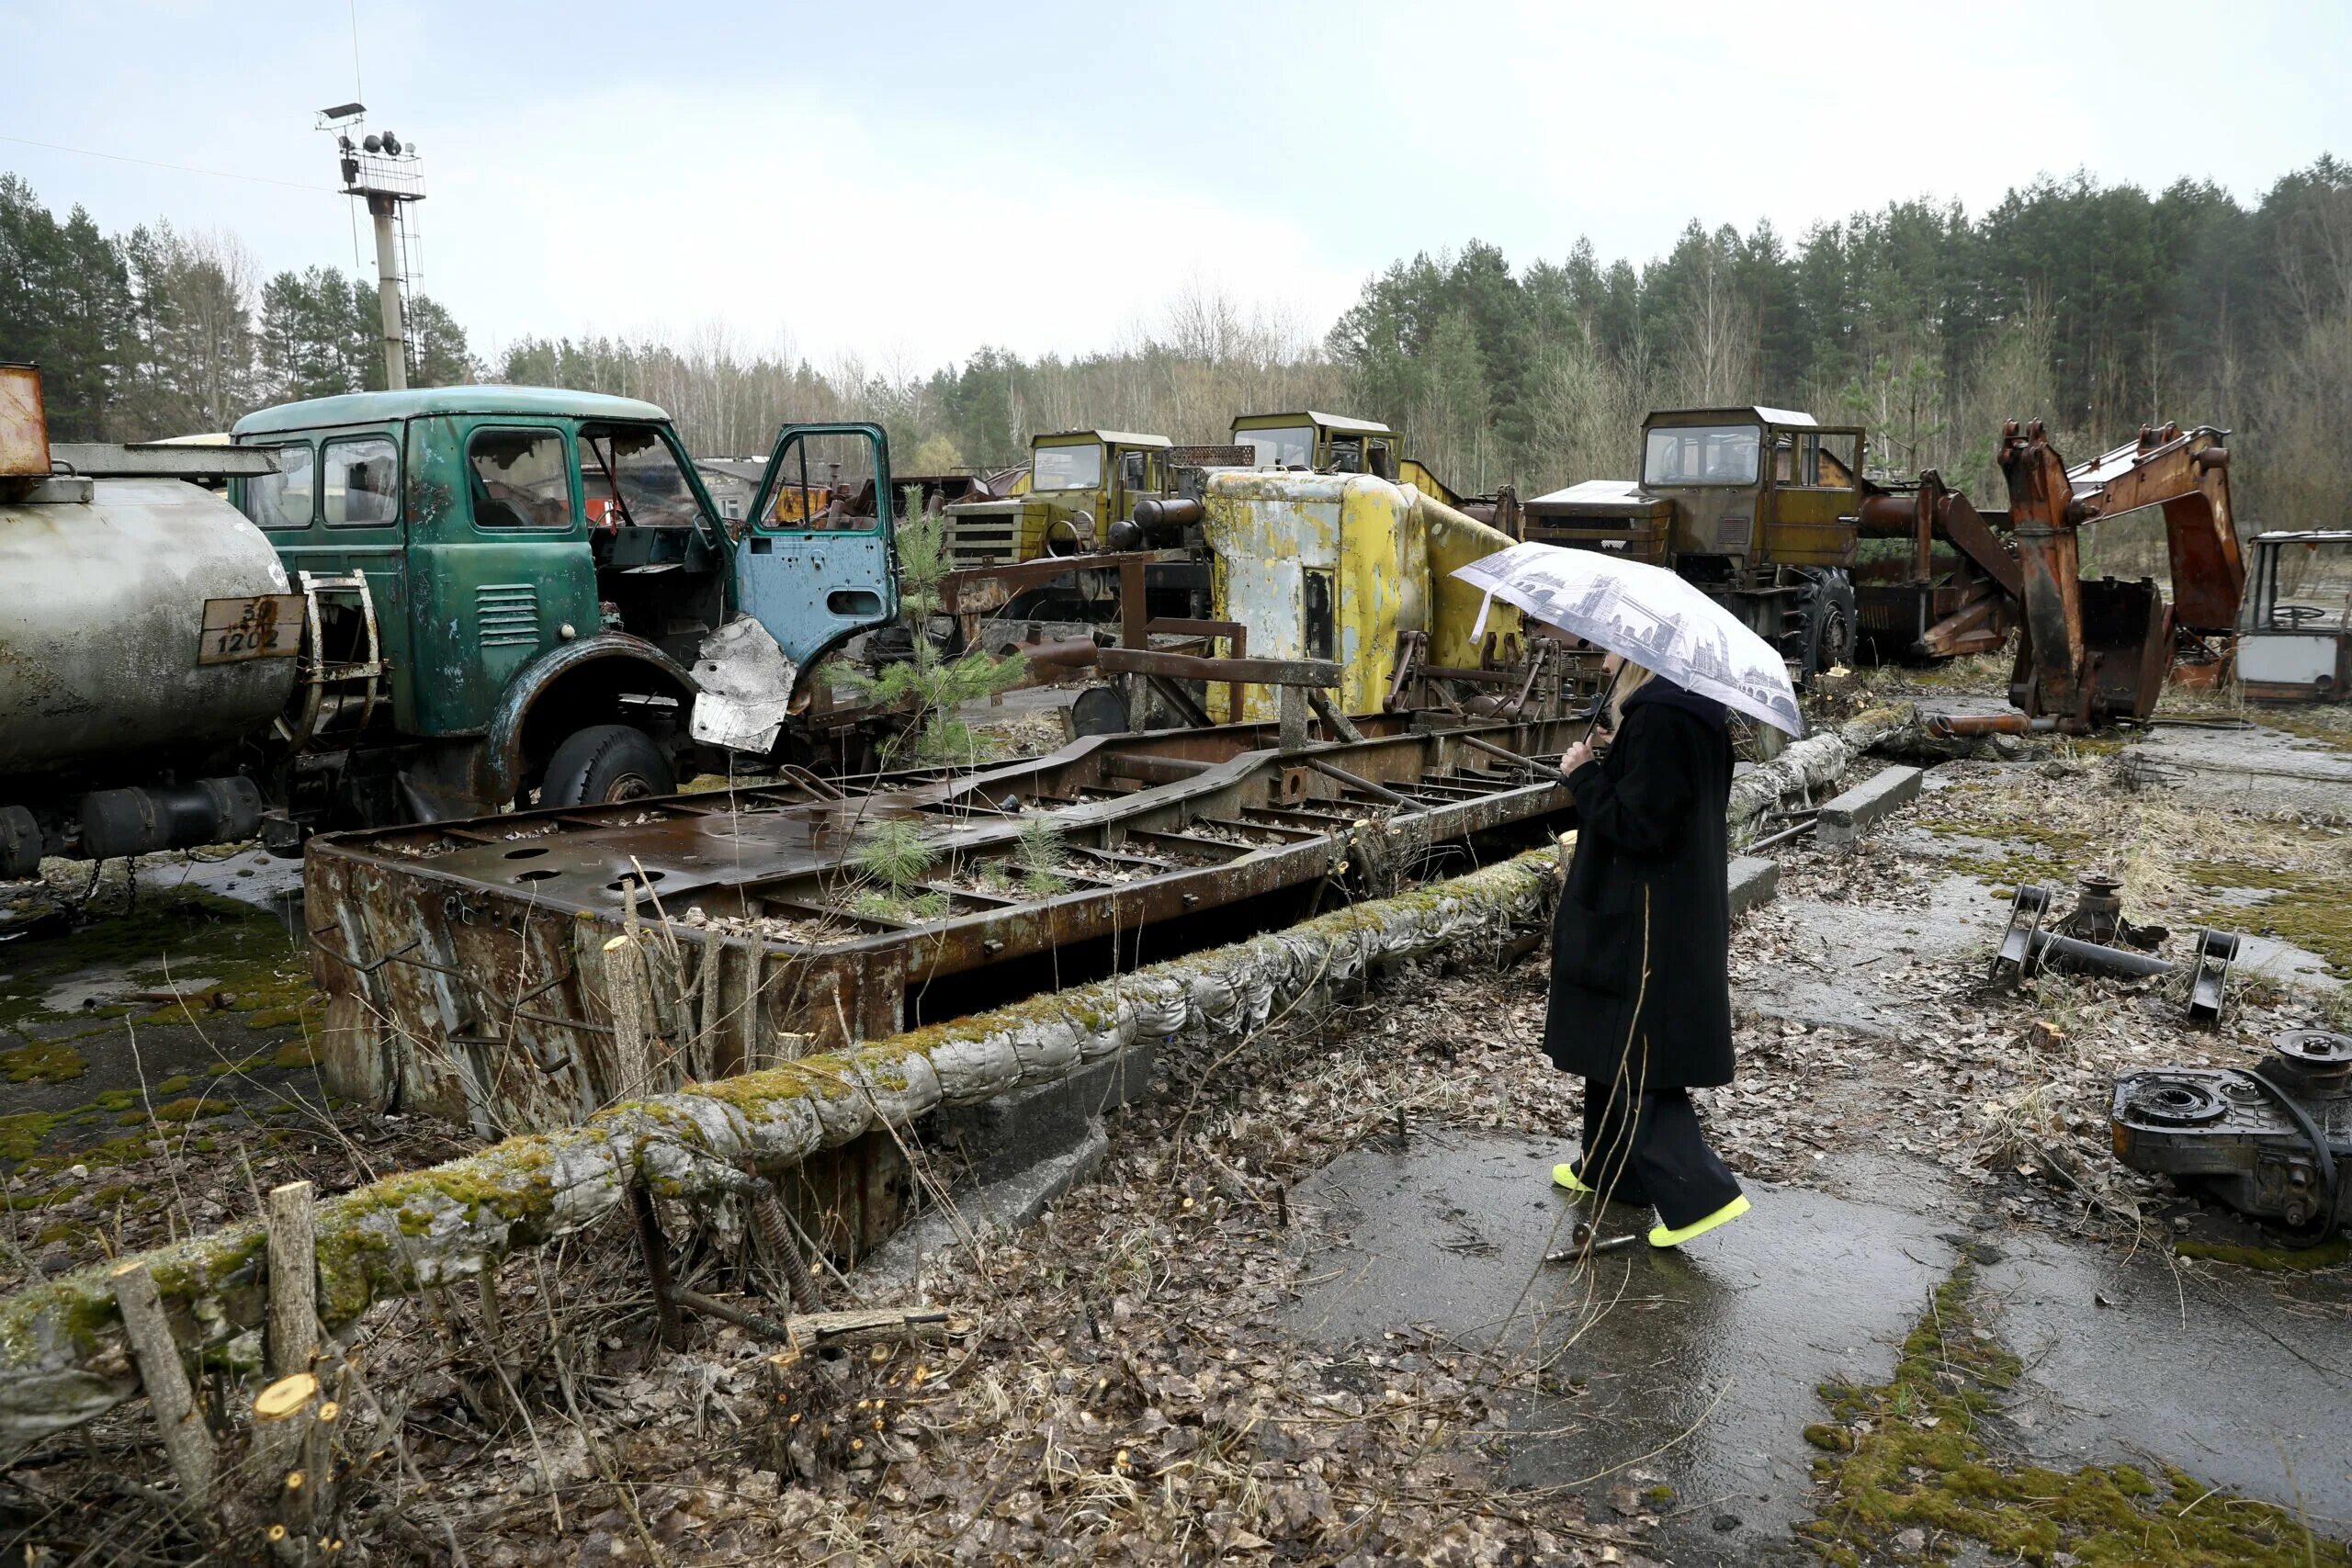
[
  {"x1": 1523, "y1": 479, "x2": 1670, "y2": 516},
  {"x1": 232, "y1": 384, "x2": 673, "y2": 436},
  {"x1": 1643, "y1": 405, "x2": 1826, "y2": 431},
  {"x1": 1033, "y1": 429, "x2": 1170, "y2": 448},
  {"x1": 1231, "y1": 410, "x2": 1394, "y2": 436}
]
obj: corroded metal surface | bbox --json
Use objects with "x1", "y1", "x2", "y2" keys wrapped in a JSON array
[
  {"x1": 305, "y1": 716, "x2": 1577, "y2": 1130},
  {"x1": 0, "y1": 478, "x2": 298, "y2": 786}
]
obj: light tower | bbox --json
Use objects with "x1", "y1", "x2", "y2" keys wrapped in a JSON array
[{"x1": 317, "y1": 102, "x2": 424, "y2": 391}]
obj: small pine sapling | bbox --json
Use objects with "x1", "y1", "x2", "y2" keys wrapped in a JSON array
[{"x1": 1015, "y1": 815, "x2": 1069, "y2": 896}]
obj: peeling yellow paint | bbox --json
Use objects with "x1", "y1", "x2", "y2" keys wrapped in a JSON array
[{"x1": 1203, "y1": 472, "x2": 1519, "y2": 720}]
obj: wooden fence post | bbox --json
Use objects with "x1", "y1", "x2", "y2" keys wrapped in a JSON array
[
  {"x1": 266, "y1": 1180, "x2": 319, "y2": 1379},
  {"x1": 110, "y1": 1259, "x2": 216, "y2": 1507},
  {"x1": 605, "y1": 932, "x2": 657, "y2": 1099}
]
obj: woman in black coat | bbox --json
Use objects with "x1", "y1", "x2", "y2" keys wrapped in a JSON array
[{"x1": 1545, "y1": 655, "x2": 1748, "y2": 1247}]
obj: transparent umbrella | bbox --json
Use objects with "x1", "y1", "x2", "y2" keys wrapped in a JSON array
[{"x1": 1453, "y1": 541, "x2": 1804, "y2": 737}]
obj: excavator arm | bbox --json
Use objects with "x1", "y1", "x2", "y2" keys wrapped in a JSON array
[{"x1": 1996, "y1": 420, "x2": 2243, "y2": 725}]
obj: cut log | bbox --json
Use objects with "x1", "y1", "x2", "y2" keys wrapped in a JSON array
[
  {"x1": 266, "y1": 1180, "x2": 318, "y2": 1381},
  {"x1": 254, "y1": 1372, "x2": 320, "y2": 1422},
  {"x1": 1727, "y1": 705, "x2": 1917, "y2": 837},
  {"x1": 109, "y1": 1260, "x2": 215, "y2": 1507}
]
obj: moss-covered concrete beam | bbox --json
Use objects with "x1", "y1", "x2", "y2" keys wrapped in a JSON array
[
  {"x1": 1, "y1": 844, "x2": 1566, "y2": 1449},
  {"x1": 1730, "y1": 705, "x2": 1918, "y2": 838}
]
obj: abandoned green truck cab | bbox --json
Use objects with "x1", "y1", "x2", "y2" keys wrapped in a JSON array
[{"x1": 230, "y1": 387, "x2": 897, "y2": 829}]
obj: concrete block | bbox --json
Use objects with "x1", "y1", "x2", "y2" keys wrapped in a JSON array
[
  {"x1": 863, "y1": 1125, "x2": 1111, "y2": 1290},
  {"x1": 933, "y1": 1041, "x2": 1154, "y2": 1182},
  {"x1": 1816, "y1": 765, "x2": 1925, "y2": 848},
  {"x1": 1728, "y1": 855, "x2": 1780, "y2": 919}
]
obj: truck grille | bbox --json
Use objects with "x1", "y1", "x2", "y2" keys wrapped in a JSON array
[
  {"x1": 948, "y1": 520, "x2": 1017, "y2": 567},
  {"x1": 476, "y1": 583, "x2": 539, "y2": 648}
]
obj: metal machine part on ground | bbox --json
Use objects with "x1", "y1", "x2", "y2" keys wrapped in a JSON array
[
  {"x1": 2112, "y1": 1030, "x2": 2352, "y2": 1236},
  {"x1": 301, "y1": 713, "x2": 1579, "y2": 1134},
  {"x1": 1988, "y1": 878, "x2": 2240, "y2": 1025}
]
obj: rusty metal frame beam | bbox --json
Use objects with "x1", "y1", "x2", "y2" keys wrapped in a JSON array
[{"x1": 302, "y1": 719, "x2": 1578, "y2": 1129}]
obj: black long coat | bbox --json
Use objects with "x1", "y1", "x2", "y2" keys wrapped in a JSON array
[{"x1": 1544, "y1": 680, "x2": 1736, "y2": 1089}]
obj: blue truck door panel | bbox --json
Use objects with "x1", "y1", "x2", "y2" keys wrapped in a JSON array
[{"x1": 737, "y1": 423, "x2": 899, "y2": 667}]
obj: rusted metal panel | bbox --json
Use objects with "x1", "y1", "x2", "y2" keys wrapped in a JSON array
[
  {"x1": 0, "y1": 363, "x2": 48, "y2": 479},
  {"x1": 306, "y1": 720, "x2": 1578, "y2": 1129}
]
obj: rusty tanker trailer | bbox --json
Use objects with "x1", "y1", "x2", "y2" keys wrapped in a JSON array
[{"x1": 0, "y1": 373, "x2": 300, "y2": 875}]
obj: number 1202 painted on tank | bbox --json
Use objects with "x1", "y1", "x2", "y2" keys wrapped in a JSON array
[{"x1": 197, "y1": 593, "x2": 303, "y2": 665}]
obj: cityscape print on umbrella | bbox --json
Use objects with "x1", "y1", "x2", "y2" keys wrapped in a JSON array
[{"x1": 1454, "y1": 544, "x2": 1805, "y2": 737}]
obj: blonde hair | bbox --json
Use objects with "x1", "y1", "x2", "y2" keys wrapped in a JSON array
[{"x1": 1603, "y1": 659, "x2": 1654, "y2": 731}]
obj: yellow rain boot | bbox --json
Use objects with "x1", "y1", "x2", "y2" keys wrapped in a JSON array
[
  {"x1": 1552, "y1": 1163, "x2": 1593, "y2": 1195},
  {"x1": 1647, "y1": 1193, "x2": 1749, "y2": 1248}
]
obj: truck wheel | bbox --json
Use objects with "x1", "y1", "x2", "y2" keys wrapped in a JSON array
[
  {"x1": 1799, "y1": 570, "x2": 1858, "y2": 677},
  {"x1": 540, "y1": 725, "x2": 675, "y2": 807}
]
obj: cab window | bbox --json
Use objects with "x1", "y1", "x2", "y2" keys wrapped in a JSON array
[
  {"x1": 240, "y1": 442, "x2": 315, "y2": 529},
  {"x1": 580, "y1": 423, "x2": 704, "y2": 529},
  {"x1": 1329, "y1": 435, "x2": 1364, "y2": 474},
  {"x1": 763, "y1": 429, "x2": 884, "y2": 532},
  {"x1": 1118, "y1": 449, "x2": 1148, "y2": 491},
  {"x1": 1236, "y1": 426, "x2": 1315, "y2": 468},
  {"x1": 468, "y1": 428, "x2": 573, "y2": 528},
  {"x1": 1802, "y1": 433, "x2": 1860, "y2": 487},
  {"x1": 322, "y1": 434, "x2": 400, "y2": 525},
  {"x1": 1643, "y1": 425, "x2": 1760, "y2": 487},
  {"x1": 1033, "y1": 444, "x2": 1103, "y2": 491}
]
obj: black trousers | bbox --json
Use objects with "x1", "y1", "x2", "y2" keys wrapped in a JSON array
[{"x1": 1576, "y1": 1077, "x2": 1742, "y2": 1230}]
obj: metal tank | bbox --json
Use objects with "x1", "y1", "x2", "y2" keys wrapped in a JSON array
[{"x1": 0, "y1": 474, "x2": 298, "y2": 784}]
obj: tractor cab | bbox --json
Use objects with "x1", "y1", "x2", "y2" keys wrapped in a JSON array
[
  {"x1": 1230, "y1": 411, "x2": 1400, "y2": 480},
  {"x1": 2240, "y1": 530, "x2": 2352, "y2": 702},
  {"x1": 942, "y1": 429, "x2": 1172, "y2": 570}
]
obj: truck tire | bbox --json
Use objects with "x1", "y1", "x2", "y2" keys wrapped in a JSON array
[
  {"x1": 540, "y1": 725, "x2": 675, "y2": 807},
  {"x1": 1798, "y1": 569, "x2": 1858, "y2": 677}
]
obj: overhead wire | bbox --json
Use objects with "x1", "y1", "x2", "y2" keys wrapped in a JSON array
[{"x1": 0, "y1": 132, "x2": 334, "y2": 194}]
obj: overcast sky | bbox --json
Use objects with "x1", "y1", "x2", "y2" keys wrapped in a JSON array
[{"x1": 6, "y1": 1, "x2": 2346, "y2": 374}]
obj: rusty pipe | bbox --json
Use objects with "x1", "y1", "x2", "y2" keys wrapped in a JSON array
[
  {"x1": 1006, "y1": 637, "x2": 1100, "y2": 670},
  {"x1": 1856, "y1": 493, "x2": 1921, "y2": 536},
  {"x1": 2030, "y1": 930, "x2": 2174, "y2": 980}
]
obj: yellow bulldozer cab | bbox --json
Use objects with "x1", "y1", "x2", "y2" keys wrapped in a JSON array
[{"x1": 1202, "y1": 469, "x2": 1520, "y2": 721}]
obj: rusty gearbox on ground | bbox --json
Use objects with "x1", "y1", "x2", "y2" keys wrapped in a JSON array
[{"x1": 2111, "y1": 1030, "x2": 2352, "y2": 1235}]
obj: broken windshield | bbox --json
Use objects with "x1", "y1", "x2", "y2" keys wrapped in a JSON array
[
  {"x1": 1644, "y1": 425, "x2": 1762, "y2": 487},
  {"x1": 1033, "y1": 444, "x2": 1103, "y2": 491},
  {"x1": 580, "y1": 423, "x2": 704, "y2": 529},
  {"x1": 1236, "y1": 426, "x2": 1316, "y2": 468}
]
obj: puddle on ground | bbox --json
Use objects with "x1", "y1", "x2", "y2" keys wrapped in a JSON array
[
  {"x1": 36, "y1": 962, "x2": 220, "y2": 1016},
  {"x1": 1285, "y1": 1125, "x2": 2352, "y2": 1561},
  {"x1": 1980, "y1": 1231, "x2": 2352, "y2": 1529},
  {"x1": 1285, "y1": 1128, "x2": 1957, "y2": 1563}
]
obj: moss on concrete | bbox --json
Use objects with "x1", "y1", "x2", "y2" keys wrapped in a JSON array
[
  {"x1": 1803, "y1": 1264, "x2": 2348, "y2": 1566},
  {"x1": 0, "y1": 1112, "x2": 62, "y2": 1161},
  {"x1": 0, "y1": 1039, "x2": 87, "y2": 1085},
  {"x1": 2174, "y1": 1234, "x2": 2352, "y2": 1271}
]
